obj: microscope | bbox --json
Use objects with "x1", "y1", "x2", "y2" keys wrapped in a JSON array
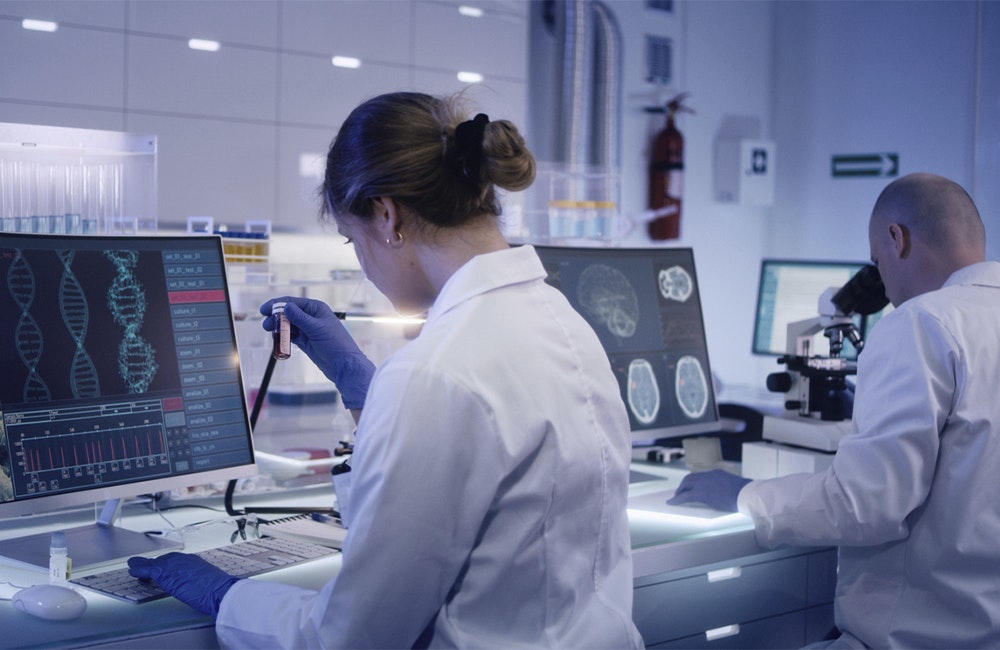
[{"x1": 760, "y1": 265, "x2": 889, "y2": 454}]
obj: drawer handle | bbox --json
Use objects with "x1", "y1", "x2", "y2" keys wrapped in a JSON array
[
  {"x1": 705, "y1": 624, "x2": 741, "y2": 641},
  {"x1": 706, "y1": 566, "x2": 742, "y2": 582}
]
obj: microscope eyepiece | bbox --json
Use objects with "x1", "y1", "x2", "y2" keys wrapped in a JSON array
[{"x1": 832, "y1": 264, "x2": 889, "y2": 316}]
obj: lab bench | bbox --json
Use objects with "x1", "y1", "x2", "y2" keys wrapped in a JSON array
[
  {"x1": 626, "y1": 463, "x2": 837, "y2": 649},
  {"x1": 0, "y1": 465, "x2": 836, "y2": 649}
]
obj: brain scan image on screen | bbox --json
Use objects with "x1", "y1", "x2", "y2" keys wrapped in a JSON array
[
  {"x1": 675, "y1": 355, "x2": 709, "y2": 419},
  {"x1": 576, "y1": 264, "x2": 639, "y2": 339},
  {"x1": 534, "y1": 245, "x2": 719, "y2": 441},
  {"x1": 627, "y1": 358, "x2": 660, "y2": 424},
  {"x1": 658, "y1": 265, "x2": 693, "y2": 302}
]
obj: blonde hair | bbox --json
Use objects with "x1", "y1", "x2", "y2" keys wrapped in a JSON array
[{"x1": 321, "y1": 92, "x2": 535, "y2": 228}]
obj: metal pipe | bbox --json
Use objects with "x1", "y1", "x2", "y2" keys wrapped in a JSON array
[
  {"x1": 558, "y1": 0, "x2": 593, "y2": 166},
  {"x1": 592, "y1": 1, "x2": 622, "y2": 168}
]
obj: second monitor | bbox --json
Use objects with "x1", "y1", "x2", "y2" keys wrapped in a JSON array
[
  {"x1": 752, "y1": 258, "x2": 892, "y2": 361},
  {"x1": 533, "y1": 246, "x2": 720, "y2": 444}
]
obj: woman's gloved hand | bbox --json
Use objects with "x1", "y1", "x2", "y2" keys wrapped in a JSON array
[
  {"x1": 667, "y1": 468, "x2": 751, "y2": 513},
  {"x1": 127, "y1": 552, "x2": 240, "y2": 617},
  {"x1": 260, "y1": 297, "x2": 375, "y2": 410}
]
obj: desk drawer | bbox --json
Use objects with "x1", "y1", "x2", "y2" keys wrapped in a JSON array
[
  {"x1": 633, "y1": 554, "x2": 808, "y2": 645},
  {"x1": 648, "y1": 610, "x2": 805, "y2": 649}
]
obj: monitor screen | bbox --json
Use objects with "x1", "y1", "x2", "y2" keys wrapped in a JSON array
[
  {"x1": 534, "y1": 245, "x2": 720, "y2": 443},
  {"x1": 752, "y1": 259, "x2": 878, "y2": 360},
  {"x1": 0, "y1": 233, "x2": 256, "y2": 532}
]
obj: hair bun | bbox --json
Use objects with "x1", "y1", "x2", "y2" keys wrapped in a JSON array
[{"x1": 454, "y1": 113, "x2": 490, "y2": 181}]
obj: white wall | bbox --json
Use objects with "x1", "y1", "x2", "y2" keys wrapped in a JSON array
[
  {"x1": 756, "y1": 0, "x2": 988, "y2": 389},
  {"x1": 525, "y1": 0, "x2": 991, "y2": 393},
  {"x1": 645, "y1": 0, "x2": 987, "y2": 392},
  {"x1": 3, "y1": 0, "x2": 995, "y2": 395},
  {"x1": 770, "y1": 0, "x2": 980, "y2": 262},
  {"x1": 662, "y1": 0, "x2": 774, "y2": 393},
  {"x1": 0, "y1": 0, "x2": 528, "y2": 233}
]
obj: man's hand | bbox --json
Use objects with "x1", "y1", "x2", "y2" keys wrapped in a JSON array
[{"x1": 668, "y1": 469, "x2": 751, "y2": 512}]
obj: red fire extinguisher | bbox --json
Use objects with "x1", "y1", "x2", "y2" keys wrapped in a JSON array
[{"x1": 648, "y1": 93, "x2": 693, "y2": 240}]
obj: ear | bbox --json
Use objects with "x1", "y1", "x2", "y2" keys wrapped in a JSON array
[
  {"x1": 371, "y1": 197, "x2": 401, "y2": 238},
  {"x1": 888, "y1": 223, "x2": 910, "y2": 259}
]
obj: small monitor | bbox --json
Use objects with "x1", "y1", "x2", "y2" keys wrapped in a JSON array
[
  {"x1": 752, "y1": 259, "x2": 878, "y2": 360},
  {"x1": 0, "y1": 233, "x2": 256, "y2": 568},
  {"x1": 534, "y1": 245, "x2": 720, "y2": 444}
]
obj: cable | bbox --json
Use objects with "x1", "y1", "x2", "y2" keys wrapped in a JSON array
[
  {"x1": 225, "y1": 354, "x2": 276, "y2": 516},
  {"x1": 223, "y1": 355, "x2": 339, "y2": 517}
]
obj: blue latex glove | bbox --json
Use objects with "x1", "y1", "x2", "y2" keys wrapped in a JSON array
[
  {"x1": 127, "y1": 552, "x2": 240, "y2": 617},
  {"x1": 260, "y1": 296, "x2": 375, "y2": 410},
  {"x1": 668, "y1": 469, "x2": 752, "y2": 513}
]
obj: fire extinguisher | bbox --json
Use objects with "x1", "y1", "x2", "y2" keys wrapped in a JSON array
[{"x1": 648, "y1": 93, "x2": 693, "y2": 240}]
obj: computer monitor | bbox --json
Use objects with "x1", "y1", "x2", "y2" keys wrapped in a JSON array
[
  {"x1": 533, "y1": 245, "x2": 720, "y2": 444},
  {"x1": 0, "y1": 233, "x2": 256, "y2": 568},
  {"x1": 752, "y1": 259, "x2": 876, "y2": 360}
]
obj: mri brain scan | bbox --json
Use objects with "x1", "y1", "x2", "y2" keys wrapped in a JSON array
[
  {"x1": 658, "y1": 265, "x2": 693, "y2": 302},
  {"x1": 627, "y1": 358, "x2": 660, "y2": 424},
  {"x1": 675, "y1": 355, "x2": 709, "y2": 419},
  {"x1": 576, "y1": 264, "x2": 639, "y2": 338}
]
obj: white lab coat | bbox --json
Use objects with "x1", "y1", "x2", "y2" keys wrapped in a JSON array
[
  {"x1": 216, "y1": 246, "x2": 643, "y2": 649},
  {"x1": 739, "y1": 261, "x2": 1000, "y2": 648}
]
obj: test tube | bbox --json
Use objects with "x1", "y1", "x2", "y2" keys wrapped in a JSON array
[{"x1": 271, "y1": 302, "x2": 291, "y2": 360}]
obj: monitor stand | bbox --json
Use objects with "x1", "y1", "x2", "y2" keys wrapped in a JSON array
[{"x1": 0, "y1": 499, "x2": 182, "y2": 571}]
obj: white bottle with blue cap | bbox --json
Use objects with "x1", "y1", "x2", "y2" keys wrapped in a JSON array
[{"x1": 48, "y1": 531, "x2": 70, "y2": 585}]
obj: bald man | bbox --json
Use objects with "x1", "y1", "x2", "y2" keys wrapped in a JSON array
[{"x1": 672, "y1": 173, "x2": 1000, "y2": 648}]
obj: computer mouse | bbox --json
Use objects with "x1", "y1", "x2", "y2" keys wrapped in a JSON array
[{"x1": 11, "y1": 584, "x2": 87, "y2": 621}]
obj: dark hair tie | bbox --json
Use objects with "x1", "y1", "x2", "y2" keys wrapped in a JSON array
[{"x1": 454, "y1": 113, "x2": 490, "y2": 181}]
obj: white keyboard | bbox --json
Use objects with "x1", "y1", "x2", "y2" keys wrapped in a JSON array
[{"x1": 71, "y1": 536, "x2": 338, "y2": 604}]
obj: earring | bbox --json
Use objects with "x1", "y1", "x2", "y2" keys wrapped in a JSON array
[{"x1": 386, "y1": 231, "x2": 404, "y2": 249}]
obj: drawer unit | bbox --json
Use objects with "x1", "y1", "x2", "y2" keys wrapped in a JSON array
[
  {"x1": 648, "y1": 604, "x2": 834, "y2": 650},
  {"x1": 633, "y1": 548, "x2": 836, "y2": 648},
  {"x1": 650, "y1": 611, "x2": 804, "y2": 649}
]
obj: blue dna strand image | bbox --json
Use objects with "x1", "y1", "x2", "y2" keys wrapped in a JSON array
[
  {"x1": 58, "y1": 250, "x2": 101, "y2": 399},
  {"x1": 7, "y1": 249, "x2": 52, "y2": 403},
  {"x1": 104, "y1": 250, "x2": 159, "y2": 394},
  {"x1": 1, "y1": 246, "x2": 177, "y2": 407}
]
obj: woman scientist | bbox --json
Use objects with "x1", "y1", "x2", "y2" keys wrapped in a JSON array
[{"x1": 129, "y1": 92, "x2": 644, "y2": 649}]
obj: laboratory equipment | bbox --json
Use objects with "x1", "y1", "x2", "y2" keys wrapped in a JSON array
[
  {"x1": 761, "y1": 264, "x2": 889, "y2": 452},
  {"x1": 513, "y1": 162, "x2": 623, "y2": 243},
  {"x1": 271, "y1": 302, "x2": 291, "y2": 360},
  {"x1": 0, "y1": 233, "x2": 257, "y2": 569},
  {"x1": 0, "y1": 122, "x2": 157, "y2": 235},
  {"x1": 48, "y1": 531, "x2": 69, "y2": 585},
  {"x1": 752, "y1": 259, "x2": 888, "y2": 361},
  {"x1": 534, "y1": 245, "x2": 721, "y2": 443}
]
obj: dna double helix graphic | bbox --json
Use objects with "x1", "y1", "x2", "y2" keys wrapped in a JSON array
[
  {"x1": 7, "y1": 249, "x2": 51, "y2": 402},
  {"x1": 57, "y1": 250, "x2": 101, "y2": 399},
  {"x1": 104, "y1": 250, "x2": 159, "y2": 393}
]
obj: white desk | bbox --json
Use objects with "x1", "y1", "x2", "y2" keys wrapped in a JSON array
[{"x1": 1, "y1": 465, "x2": 835, "y2": 649}]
